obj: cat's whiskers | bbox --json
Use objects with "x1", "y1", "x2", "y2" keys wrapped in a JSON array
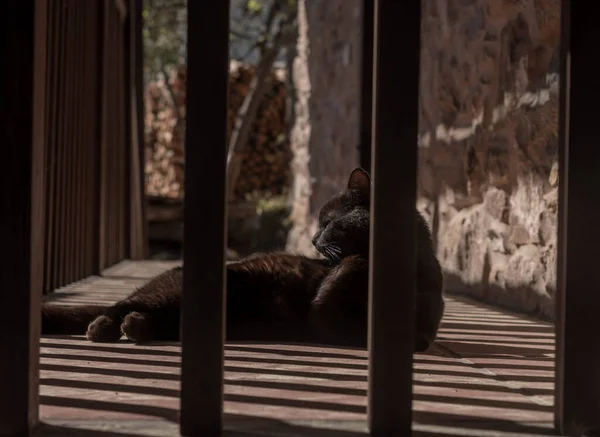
[
  {"x1": 324, "y1": 246, "x2": 341, "y2": 263},
  {"x1": 329, "y1": 245, "x2": 342, "y2": 255}
]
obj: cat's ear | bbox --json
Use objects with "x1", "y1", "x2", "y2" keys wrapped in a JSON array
[{"x1": 347, "y1": 168, "x2": 371, "y2": 194}]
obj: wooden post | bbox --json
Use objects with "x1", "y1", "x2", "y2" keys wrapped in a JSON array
[
  {"x1": 555, "y1": 1, "x2": 600, "y2": 435},
  {"x1": 0, "y1": 0, "x2": 47, "y2": 435},
  {"x1": 180, "y1": 1, "x2": 230, "y2": 436},
  {"x1": 367, "y1": 0, "x2": 420, "y2": 435}
]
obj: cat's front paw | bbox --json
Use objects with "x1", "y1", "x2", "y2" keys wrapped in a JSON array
[
  {"x1": 86, "y1": 315, "x2": 122, "y2": 342},
  {"x1": 414, "y1": 335, "x2": 432, "y2": 353},
  {"x1": 121, "y1": 312, "x2": 154, "y2": 343}
]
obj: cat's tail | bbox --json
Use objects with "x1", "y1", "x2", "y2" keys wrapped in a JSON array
[{"x1": 42, "y1": 304, "x2": 107, "y2": 335}]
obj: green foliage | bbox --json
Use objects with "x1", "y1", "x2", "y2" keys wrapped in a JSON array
[
  {"x1": 231, "y1": 0, "x2": 298, "y2": 61},
  {"x1": 142, "y1": 0, "x2": 297, "y2": 79},
  {"x1": 245, "y1": 0, "x2": 262, "y2": 13},
  {"x1": 143, "y1": 0, "x2": 187, "y2": 82}
]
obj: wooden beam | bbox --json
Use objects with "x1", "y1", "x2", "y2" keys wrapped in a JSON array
[
  {"x1": 180, "y1": 1, "x2": 230, "y2": 436},
  {"x1": 555, "y1": 1, "x2": 600, "y2": 435},
  {"x1": 367, "y1": 0, "x2": 420, "y2": 435},
  {"x1": 0, "y1": 0, "x2": 47, "y2": 435}
]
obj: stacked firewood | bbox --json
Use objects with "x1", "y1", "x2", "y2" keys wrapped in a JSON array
[
  {"x1": 144, "y1": 61, "x2": 291, "y2": 201},
  {"x1": 227, "y1": 62, "x2": 292, "y2": 200},
  {"x1": 144, "y1": 65, "x2": 186, "y2": 199}
]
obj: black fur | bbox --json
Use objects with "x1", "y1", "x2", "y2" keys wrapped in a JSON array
[{"x1": 42, "y1": 168, "x2": 445, "y2": 351}]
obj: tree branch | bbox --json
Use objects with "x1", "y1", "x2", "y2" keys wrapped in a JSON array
[{"x1": 226, "y1": 25, "x2": 297, "y2": 200}]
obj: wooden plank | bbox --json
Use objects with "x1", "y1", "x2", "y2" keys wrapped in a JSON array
[
  {"x1": 0, "y1": 0, "x2": 47, "y2": 434},
  {"x1": 358, "y1": 0, "x2": 374, "y2": 171},
  {"x1": 555, "y1": 1, "x2": 600, "y2": 435},
  {"x1": 367, "y1": 1, "x2": 420, "y2": 435},
  {"x1": 180, "y1": 1, "x2": 230, "y2": 435}
]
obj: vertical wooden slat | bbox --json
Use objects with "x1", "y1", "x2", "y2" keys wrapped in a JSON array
[
  {"x1": 0, "y1": 0, "x2": 46, "y2": 434},
  {"x1": 81, "y1": 0, "x2": 93, "y2": 277},
  {"x1": 67, "y1": 1, "x2": 79, "y2": 283},
  {"x1": 73, "y1": 0, "x2": 85, "y2": 282},
  {"x1": 122, "y1": 0, "x2": 133, "y2": 260},
  {"x1": 91, "y1": 0, "x2": 103, "y2": 275},
  {"x1": 107, "y1": 3, "x2": 114, "y2": 267},
  {"x1": 109, "y1": 4, "x2": 117, "y2": 266},
  {"x1": 110, "y1": 8, "x2": 115, "y2": 268},
  {"x1": 80, "y1": 0, "x2": 89, "y2": 277},
  {"x1": 40, "y1": 0, "x2": 132, "y2": 291},
  {"x1": 98, "y1": 0, "x2": 109, "y2": 271},
  {"x1": 49, "y1": 0, "x2": 68, "y2": 291},
  {"x1": 117, "y1": 6, "x2": 124, "y2": 264},
  {"x1": 367, "y1": 1, "x2": 420, "y2": 435},
  {"x1": 118, "y1": 3, "x2": 125, "y2": 263},
  {"x1": 358, "y1": 0, "x2": 374, "y2": 171},
  {"x1": 114, "y1": 2, "x2": 120, "y2": 265},
  {"x1": 180, "y1": 1, "x2": 230, "y2": 435},
  {"x1": 43, "y1": 0, "x2": 60, "y2": 294},
  {"x1": 555, "y1": 1, "x2": 600, "y2": 435},
  {"x1": 128, "y1": 0, "x2": 148, "y2": 260},
  {"x1": 71, "y1": 0, "x2": 85, "y2": 281},
  {"x1": 63, "y1": 0, "x2": 73, "y2": 285},
  {"x1": 117, "y1": 10, "x2": 128, "y2": 262},
  {"x1": 108, "y1": 0, "x2": 115, "y2": 268},
  {"x1": 63, "y1": 0, "x2": 79, "y2": 285},
  {"x1": 110, "y1": 0, "x2": 124, "y2": 268},
  {"x1": 106, "y1": 2, "x2": 114, "y2": 269},
  {"x1": 74, "y1": 1, "x2": 89, "y2": 280},
  {"x1": 56, "y1": 1, "x2": 75, "y2": 287}
]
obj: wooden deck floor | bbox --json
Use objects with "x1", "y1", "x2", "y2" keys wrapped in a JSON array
[{"x1": 38, "y1": 261, "x2": 557, "y2": 437}]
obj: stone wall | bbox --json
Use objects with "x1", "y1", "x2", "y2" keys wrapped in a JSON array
[
  {"x1": 418, "y1": 0, "x2": 561, "y2": 320},
  {"x1": 286, "y1": 0, "x2": 561, "y2": 320}
]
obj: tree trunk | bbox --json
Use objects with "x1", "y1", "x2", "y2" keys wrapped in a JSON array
[
  {"x1": 286, "y1": 0, "x2": 362, "y2": 255},
  {"x1": 285, "y1": 0, "x2": 317, "y2": 256},
  {"x1": 227, "y1": 31, "x2": 292, "y2": 201}
]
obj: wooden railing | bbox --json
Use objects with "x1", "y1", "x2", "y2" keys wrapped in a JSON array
[
  {"x1": 0, "y1": 0, "x2": 145, "y2": 429},
  {"x1": 42, "y1": 0, "x2": 145, "y2": 295},
  {"x1": 1, "y1": 0, "x2": 599, "y2": 436}
]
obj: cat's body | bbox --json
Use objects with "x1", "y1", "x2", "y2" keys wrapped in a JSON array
[{"x1": 42, "y1": 168, "x2": 444, "y2": 351}]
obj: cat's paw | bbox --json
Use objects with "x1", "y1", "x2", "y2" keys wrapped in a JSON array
[
  {"x1": 414, "y1": 335, "x2": 432, "y2": 353},
  {"x1": 121, "y1": 312, "x2": 154, "y2": 343},
  {"x1": 86, "y1": 315, "x2": 122, "y2": 342}
]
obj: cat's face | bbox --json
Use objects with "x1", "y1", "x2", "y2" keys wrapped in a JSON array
[{"x1": 311, "y1": 168, "x2": 371, "y2": 262}]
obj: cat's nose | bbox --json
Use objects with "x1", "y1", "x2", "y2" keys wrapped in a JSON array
[{"x1": 311, "y1": 235, "x2": 318, "y2": 247}]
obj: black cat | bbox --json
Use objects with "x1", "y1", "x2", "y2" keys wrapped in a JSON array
[{"x1": 42, "y1": 168, "x2": 444, "y2": 351}]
